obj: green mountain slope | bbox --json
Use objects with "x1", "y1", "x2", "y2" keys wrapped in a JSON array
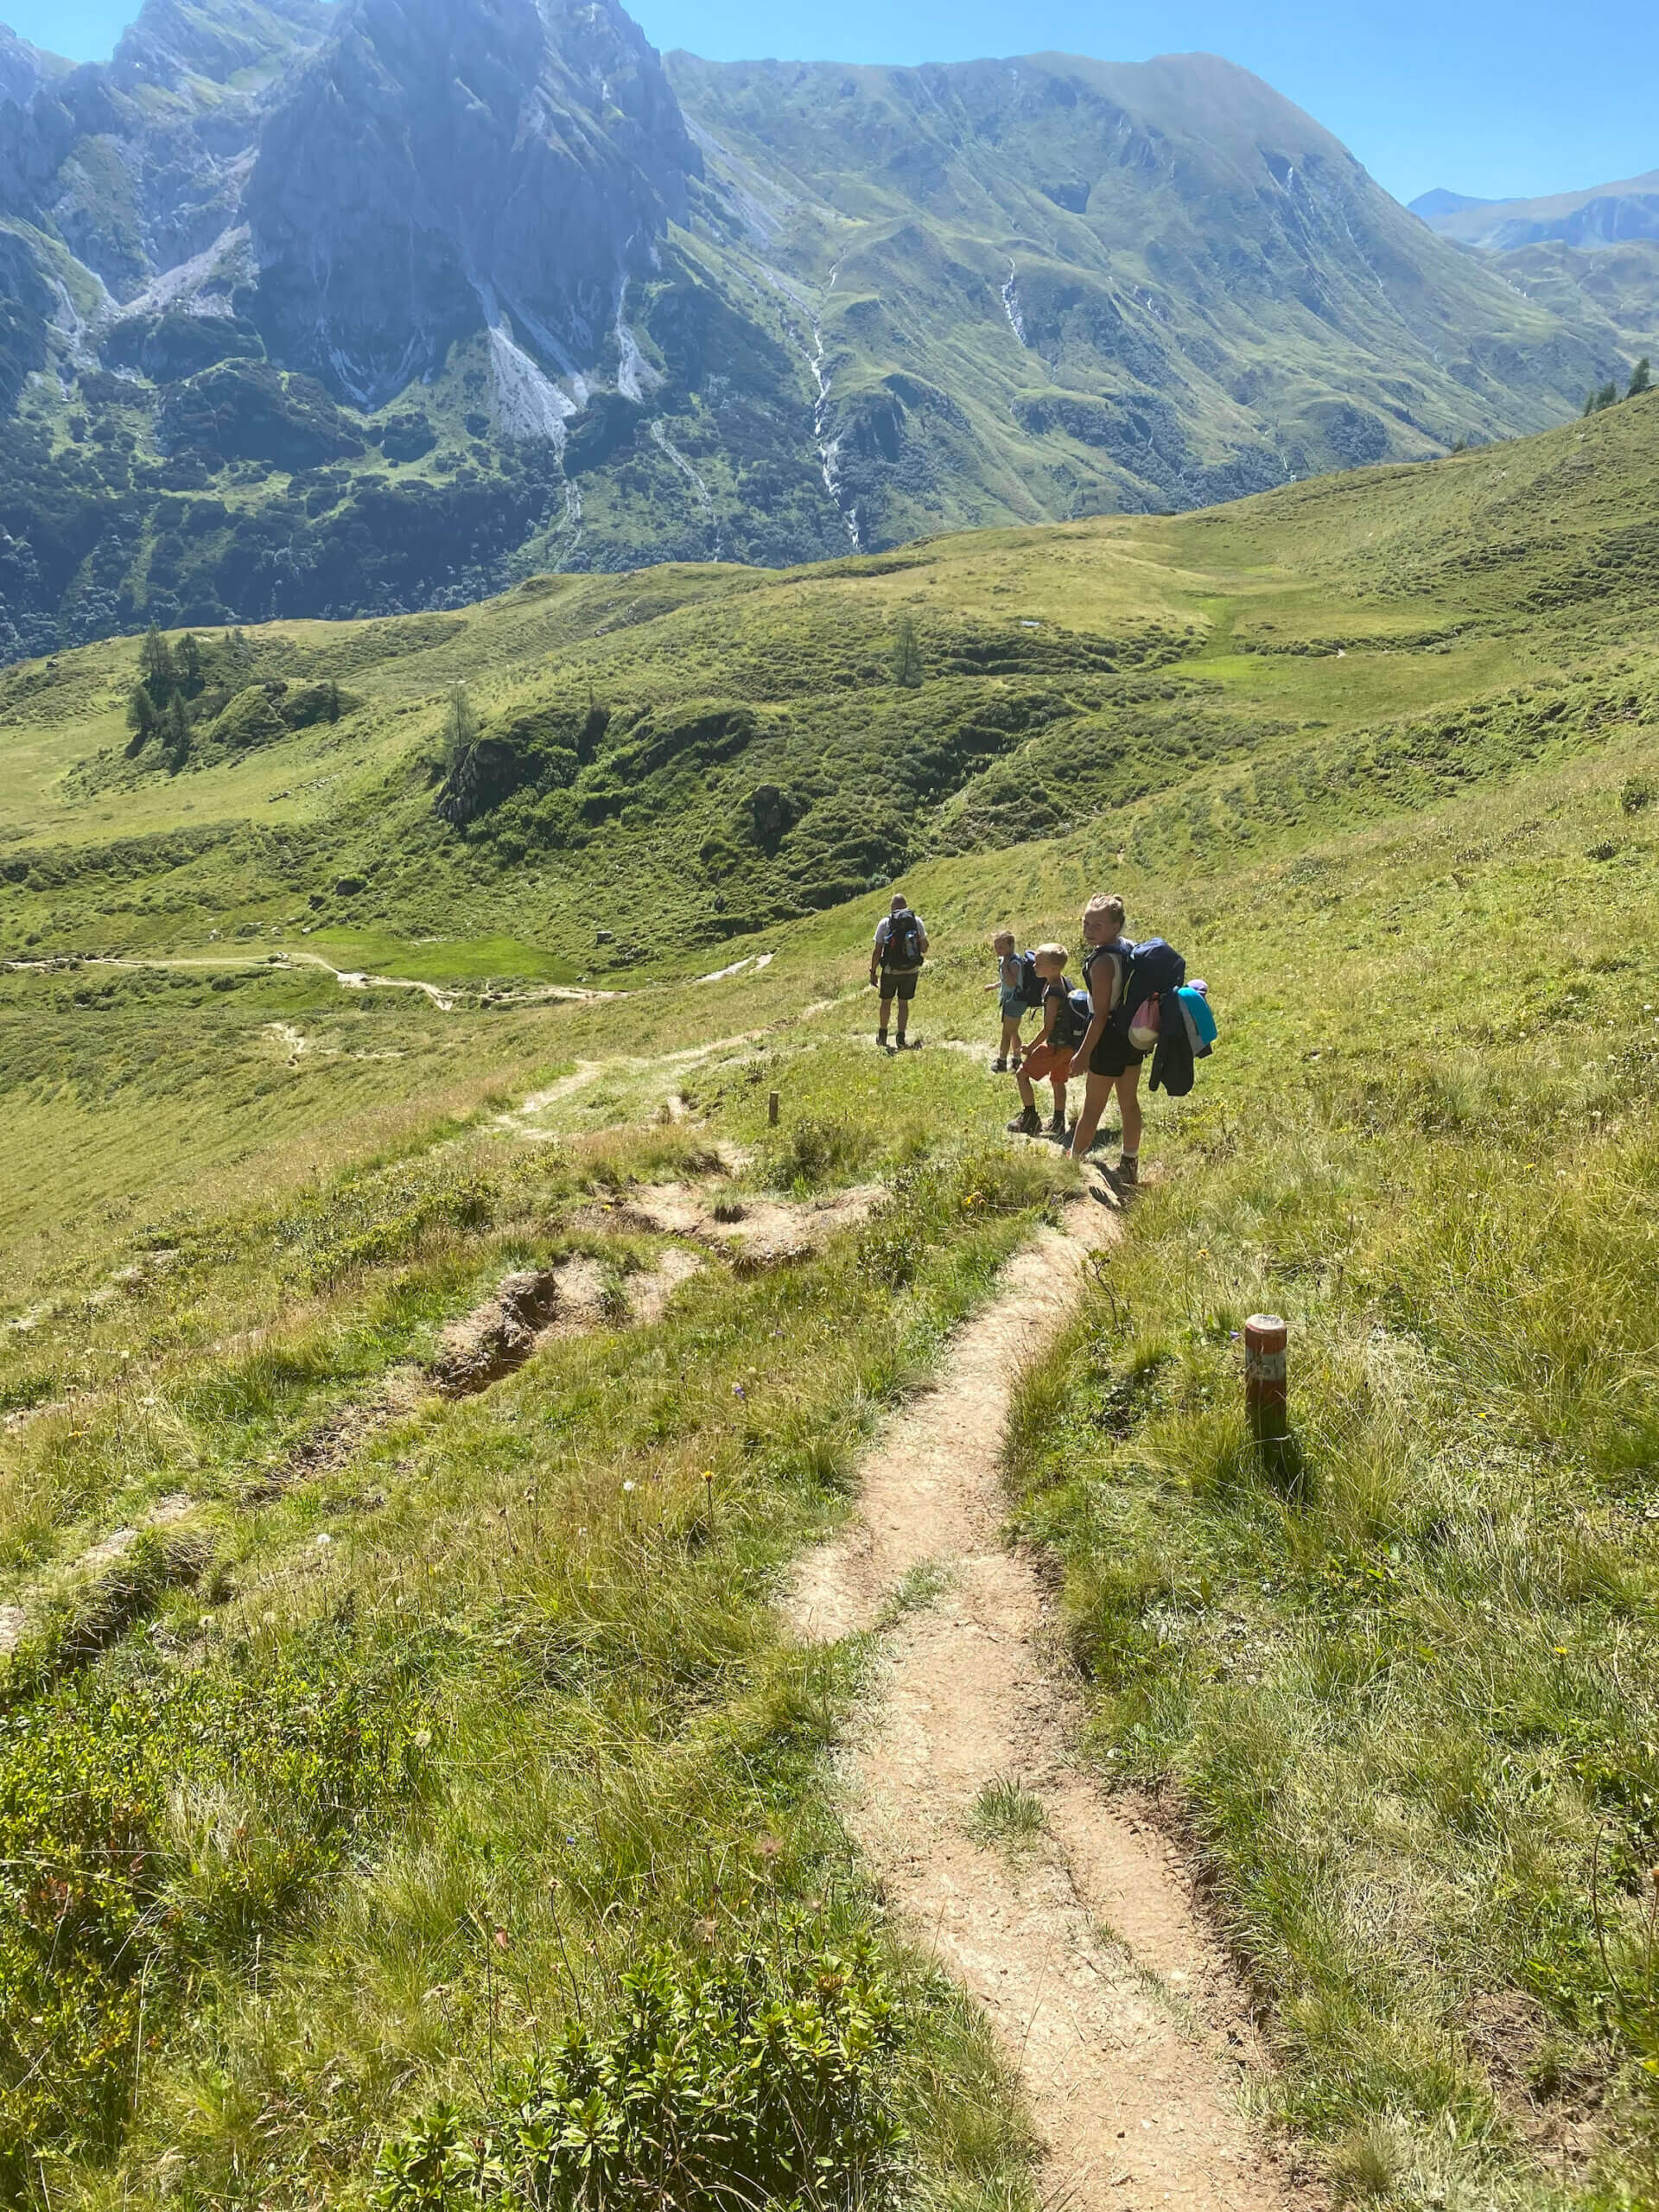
[
  {"x1": 669, "y1": 50, "x2": 1618, "y2": 540},
  {"x1": 4, "y1": 386, "x2": 1658, "y2": 982}
]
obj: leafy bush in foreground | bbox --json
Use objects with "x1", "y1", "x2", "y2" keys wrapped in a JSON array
[{"x1": 374, "y1": 1923, "x2": 908, "y2": 2210}]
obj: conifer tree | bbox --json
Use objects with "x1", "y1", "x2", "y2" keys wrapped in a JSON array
[
  {"x1": 163, "y1": 691, "x2": 189, "y2": 769},
  {"x1": 891, "y1": 614, "x2": 923, "y2": 690},
  {"x1": 1630, "y1": 357, "x2": 1652, "y2": 397},
  {"x1": 125, "y1": 686, "x2": 159, "y2": 754},
  {"x1": 140, "y1": 624, "x2": 175, "y2": 702}
]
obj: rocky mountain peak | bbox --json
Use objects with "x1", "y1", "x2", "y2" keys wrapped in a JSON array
[{"x1": 245, "y1": 0, "x2": 700, "y2": 404}]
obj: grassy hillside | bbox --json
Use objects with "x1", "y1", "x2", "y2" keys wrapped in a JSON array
[
  {"x1": 3, "y1": 404, "x2": 1659, "y2": 2208},
  {"x1": 3, "y1": 386, "x2": 1658, "y2": 983}
]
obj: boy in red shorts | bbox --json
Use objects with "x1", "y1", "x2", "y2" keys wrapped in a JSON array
[{"x1": 1005, "y1": 943, "x2": 1077, "y2": 1139}]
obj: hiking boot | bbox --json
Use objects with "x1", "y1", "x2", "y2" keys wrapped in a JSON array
[
  {"x1": 876, "y1": 1030, "x2": 892, "y2": 1053},
  {"x1": 1007, "y1": 1106, "x2": 1041, "y2": 1136},
  {"x1": 991, "y1": 1056, "x2": 1008, "y2": 1073},
  {"x1": 1046, "y1": 1110, "x2": 1067, "y2": 1138},
  {"x1": 896, "y1": 1034, "x2": 919, "y2": 1050},
  {"x1": 1116, "y1": 1154, "x2": 1139, "y2": 1187}
]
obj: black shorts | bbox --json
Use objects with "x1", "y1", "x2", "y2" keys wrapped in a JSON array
[
  {"x1": 880, "y1": 968, "x2": 918, "y2": 1001},
  {"x1": 1086, "y1": 1026, "x2": 1144, "y2": 1079}
]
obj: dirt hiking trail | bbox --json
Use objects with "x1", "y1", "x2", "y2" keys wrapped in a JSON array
[{"x1": 789, "y1": 1198, "x2": 1303, "y2": 2212}]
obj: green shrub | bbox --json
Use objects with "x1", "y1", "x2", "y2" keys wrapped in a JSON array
[
  {"x1": 0, "y1": 1629, "x2": 412, "y2": 2180},
  {"x1": 766, "y1": 1115, "x2": 874, "y2": 1192},
  {"x1": 374, "y1": 1922, "x2": 908, "y2": 2210}
]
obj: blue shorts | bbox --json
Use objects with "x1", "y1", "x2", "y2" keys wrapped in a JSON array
[{"x1": 999, "y1": 986, "x2": 1027, "y2": 1020}]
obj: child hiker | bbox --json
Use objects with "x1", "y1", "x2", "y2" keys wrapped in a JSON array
[
  {"x1": 1005, "y1": 943, "x2": 1077, "y2": 1139},
  {"x1": 1066, "y1": 893, "x2": 1143, "y2": 1186},
  {"x1": 987, "y1": 929, "x2": 1026, "y2": 1071}
]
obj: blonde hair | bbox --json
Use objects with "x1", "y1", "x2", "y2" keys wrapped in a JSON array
[
  {"x1": 1033, "y1": 941, "x2": 1068, "y2": 969},
  {"x1": 992, "y1": 928, "x2": 1015, "y2": 950},
  {"x1": 1083, "y1": 893, "x2": 1125, "y2": 932}
]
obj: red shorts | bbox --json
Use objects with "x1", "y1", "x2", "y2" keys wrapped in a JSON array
[{"x1": 1021, "y1": 1040, "x2": 1072, "y2": 1085}]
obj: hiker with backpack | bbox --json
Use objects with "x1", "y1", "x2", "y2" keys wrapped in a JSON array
[
  {"x1": 1004, "y1": 943, "x2": 1081, "y2": 1139},
  {"x1": 869, "y1": 890, "x2": 928, "y2": 1052},
  {"x1": 1066, "y1": 893, "x2": 1152, "y2": 1185},
  {"x1": 987, "y1": 929, "x2": 1027, "y2": 1071}
]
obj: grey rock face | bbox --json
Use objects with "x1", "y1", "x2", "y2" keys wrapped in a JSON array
[
  {"x1": 245, "y1": 0, "x2": 701, "y2": 404},
  {"x1": 0, "y1": 23, "x2": 69, "y2": 107}
]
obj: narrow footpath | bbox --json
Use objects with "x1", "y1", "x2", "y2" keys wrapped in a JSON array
[{"x1": 788, "y1": 1199, "x2": 1303, "y2": 2212}]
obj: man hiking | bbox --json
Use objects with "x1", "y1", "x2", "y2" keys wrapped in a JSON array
[{"x1": 869, "y1": 889, "x2": 928, "y2": 1052}]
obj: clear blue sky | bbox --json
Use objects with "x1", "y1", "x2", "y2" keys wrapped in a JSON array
[{"x1": 3, "y1": 0, "x2": 1647, "y2": 208}]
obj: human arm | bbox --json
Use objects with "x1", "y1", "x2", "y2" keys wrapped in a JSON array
[
  {"x1": 1071, "y1": 955, "x2": 1116, "y2": 1069},
  {"x1": 869, "y1": 918, "x2": 886, "y2": 986}
]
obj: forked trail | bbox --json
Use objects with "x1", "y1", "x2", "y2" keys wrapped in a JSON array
[{"x1": 789, "y1": 1198, "x2": 1302, "y2": 2212}]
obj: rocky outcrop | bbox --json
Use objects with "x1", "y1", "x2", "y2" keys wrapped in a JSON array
[{"x1": 245, "y1": 0, "x2": 701, "y2": 405}]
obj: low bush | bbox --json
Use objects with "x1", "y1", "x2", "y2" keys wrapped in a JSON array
[{"x1": 374, "y1": 1922, "x2": 908, "y2": 2211}]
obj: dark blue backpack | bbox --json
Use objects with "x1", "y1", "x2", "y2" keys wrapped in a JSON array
[
  {"x1": 1114, "y1": 937, "x2": 1185, "y2": 1028},
  {"x1": 1016, "y1": 952, "x2": 1046, "y2": 1008}
]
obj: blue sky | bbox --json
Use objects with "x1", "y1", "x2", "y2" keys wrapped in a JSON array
[{"x1": 4, "y1": 0, "x2": 1649, "y2": 208}]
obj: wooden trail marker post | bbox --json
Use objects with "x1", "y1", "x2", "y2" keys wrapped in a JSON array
[
  {"x1": 1244, "y1": 1313, "x2": 1289, "y2": 1478},
  {"x1": 768, "y1": 1090, "x2": 779, "y2": 1127}
]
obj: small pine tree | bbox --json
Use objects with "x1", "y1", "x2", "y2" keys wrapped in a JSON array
[
  {"x1": 125, "y1": 685, "x2": 159, "y2": 755},
  {"x1": 139, "y1": 624, "x2": 175, "y2": 703},
  {"x1": 163, "y1": 691, "x2": 190, "y2": 769},
  {"x1": 178, "y1": 632, "x2": 203, "y2": 696},
  {"x1": 1630, "y1": 357, "x2": 1652, "y2": 397},
  {"x1": 326, "y1": 679, "x2": 341, "y2": 723},
  {"x1": 442, "y1": 681, "x2": 477, "y2": 772},
  {"x1": 891, "y1": 614, "x2": 923, "y2": 690}
]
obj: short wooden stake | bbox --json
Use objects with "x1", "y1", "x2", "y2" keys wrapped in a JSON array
[
  {"x1": 767, "y1": 1089, "x2": 779, "y2": 1127},
  {"x1": 1244, "y1": 1313, "x2": 1288, "y2": 1451}
]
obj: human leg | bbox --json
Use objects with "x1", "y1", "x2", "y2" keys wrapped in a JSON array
[
  {"x1": 1116, "y1": 1067, "x2": 1142, "y2": 1158},
  {"x1": 877, "y1": 990, "x2": 894, "y2": 1046},
  {"x1": 1067, "y1": 1071, "x2": 1114, "y2": 1160},
  {"x1": 1047, "y1": 1076, "x2": 1068, "y2": 1136},
  {"x1": 893, "y1": 970, "x2": 916, "y2": 1044}
]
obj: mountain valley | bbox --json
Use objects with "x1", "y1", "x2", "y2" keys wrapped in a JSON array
[{"x1": 0, "y1": 0, "x2": 1639, "y2": 655}]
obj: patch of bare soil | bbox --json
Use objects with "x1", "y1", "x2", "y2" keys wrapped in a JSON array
[
  {"x1": 431, "y1": 1269, "x2": 564, "y2": 1395},
  {"x1": 249, "y1": 1368, "x2": 429, "y2": 1502},
  {"x1": 788, "y1": 1204, "x2": 1305, "y2": 2212},
  {"x1": 257, "y1": 1249, "x2": 707, "y2": 1497},
  {"x1": 609, "y1": 1181, "x2": 884, "y2": 1273}
]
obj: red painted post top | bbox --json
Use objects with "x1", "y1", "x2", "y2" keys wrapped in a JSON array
[
  {"x1": 1244, "y1": 1313, "x2": 1288, "y2": 1425},
  {"x1": 1244, "y1": 1313, "x2": 1287, "y2": 1363}
]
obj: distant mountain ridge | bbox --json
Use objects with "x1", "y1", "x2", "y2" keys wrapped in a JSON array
[
  {"x1": 1414, "y1": 169, "x2": 1659, "y2": 251},
  {"x1": 0, "y1": 0, "x2": 1635, "y2": 658}
]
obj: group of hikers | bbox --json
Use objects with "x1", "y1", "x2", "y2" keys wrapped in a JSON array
[{"x1": 868, "y1": 887, "x2": 1216, "y2": 1191}]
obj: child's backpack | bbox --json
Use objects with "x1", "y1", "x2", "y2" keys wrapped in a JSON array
[
  {"x1": 1061, "y1": 987, "x2": 1093, "y2": 1046},
  {"x1": 1016, "y1": 952, "x2": 1046, "y2": 1007},
  {"x1": 884, "y1": 908, "x2": 924, "y2": 969}
]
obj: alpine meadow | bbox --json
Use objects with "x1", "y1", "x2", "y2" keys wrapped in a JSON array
[{"x1": 4, "y1": 8, "x2": 1659, "y2": 2211}]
